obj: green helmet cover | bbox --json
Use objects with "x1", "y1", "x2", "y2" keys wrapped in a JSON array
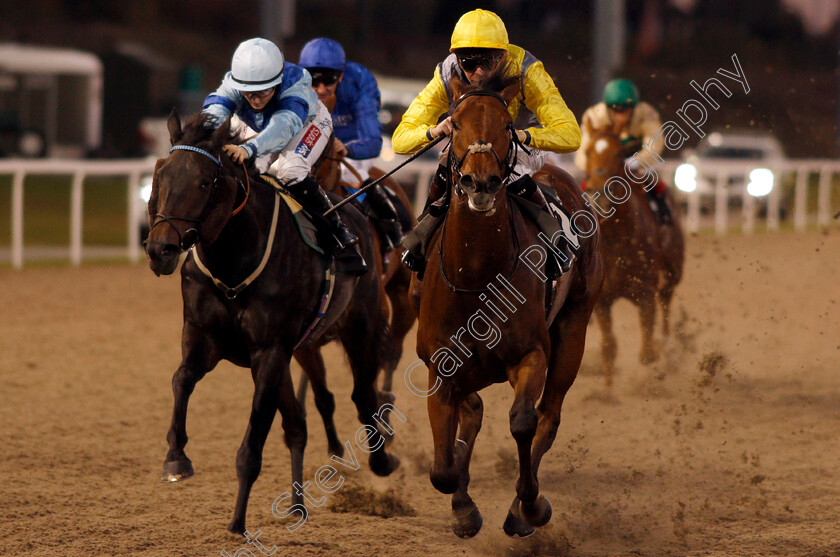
[{"x1": 604, "y1": 79, "x2": 639, "y2": 107}]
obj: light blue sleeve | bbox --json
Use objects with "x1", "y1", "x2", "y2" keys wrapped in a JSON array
[
  {"x1": 202, "y1": 75, "x2": 242, "y2": 127},
  {"x1": 245, "y1": 73, "x2": 319, "y2": 158}
]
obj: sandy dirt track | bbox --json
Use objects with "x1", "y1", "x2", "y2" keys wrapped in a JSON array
[{"x1": 1, "y1": 229, "x2": 839, "y2": 557}]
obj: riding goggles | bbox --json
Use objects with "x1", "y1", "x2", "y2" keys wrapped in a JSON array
[
  {"x1": 309, "y1": 69, "x2": 342, "y2": 87},
  {"x1": 457, "y1": 50, "x2": 504, "y2": 73}
]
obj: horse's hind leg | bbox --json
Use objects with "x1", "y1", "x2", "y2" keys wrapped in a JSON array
[
  {"x1": 229, "y1": 347, "x2": 305, "y2": 535},
  {"x1": 294, "y1": 347, "x2": 344, "y2": 458},
  {"x1": 340, "y1": 322, "x2": 400, "y2": 476},
  {"x1": 451, "y1": 393, "x2": 484, "y2": 538},
  {"x1": 638, "y1": 290, "x2": 660, "y2": 365},
  {"x1": 379, "y1": 265, "x2": 416, "y2": 425},
  {"x1": 658, "y1": 282, "x2": 676, "y2": 337},
  {"x1": 594, "y1": 302, "x2": 617, "y2": 387},
  {"x1": 162, "y1": 325, "x2": 220, "y2": 481},
  {"x1": 507, "y1": 349, "x2": 548, "y2": 525}
]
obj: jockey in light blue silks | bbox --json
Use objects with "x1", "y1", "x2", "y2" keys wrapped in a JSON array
[
  {"x1": 299, "y1": 37, "x2": 403, "y2": 250},
  {"x1": 202, "y1": 37, "x2": 365, "y2": 270}
]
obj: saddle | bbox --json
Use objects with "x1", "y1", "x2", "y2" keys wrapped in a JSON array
[{"x1": 259, "y1": 174, "x2": 329, "y2": 256}]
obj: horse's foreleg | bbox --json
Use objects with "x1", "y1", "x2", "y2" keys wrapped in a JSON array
[
  {"x1": 162, "y1": 325, "x2": 220, "y2": 481},
  {"x1": 427, "y1": 377, "x2": 460, "y2": 495},
  {"x1": 382, "y1": 265, "x2": 415, "y2": 394},
  {"x1": 594, "y1": 302, "x2": 617, "y2": 386},
  {"x1": 450, "y1": 393, "x2": 483, "y2": 538},
  {"x1": 229, "y1": 347, "x2": 301, "y2": 536},
  {"x1": 294, "y1": 347, "x2": 344, "y2": 458},
  {"x1": 515, "y1": 314, "x2": 589, "y2": 531},
  {"x1": 638, "y1": 291, "x2": 660, "y2": 365},
  {"x1": 507, "y1": 349, "x2": 548, "y2": 511}
]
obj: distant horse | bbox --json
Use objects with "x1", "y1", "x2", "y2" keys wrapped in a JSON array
[
  {"x1": 299, "y1": 137, "x2": 418, "y2": 416},
  {"x1": 412, "y1": 76, "x2": 604, "y2": 538},
  {"x1": 144, "y1": 111, "x2": 399, "y2": 535},
  {"x1": 582, "y1": 129, "x2": 684, "y2": 385}
]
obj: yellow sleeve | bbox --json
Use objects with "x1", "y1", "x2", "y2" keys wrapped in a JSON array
[
  {"x1": 574, "y1": 107, "x2": 597, "y2": 171},
  {"x1": 521, "y1": 62, "x2": 581, "y2": 154},
  {"x1": 391, "y1": 68, "x2": 451, "y2": 155}
]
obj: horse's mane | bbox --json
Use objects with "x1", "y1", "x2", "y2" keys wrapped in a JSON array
[
  {"x1": 456, "y1": 73, "x2": 521, "y2": 100},
  {"x1": 180, "y1": 113, "x2": 234, "y2": 147},
  {"x1": 178, "y1": 113, "x2": 260, "y2": 176}
]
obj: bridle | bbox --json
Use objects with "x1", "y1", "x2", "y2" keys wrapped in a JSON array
[
  {"x1": 447, "y1": 89, "x2": 526, "y2": 194},
  {"x1": 148, "y1": 144, "x2": 250, "y2": 250}
]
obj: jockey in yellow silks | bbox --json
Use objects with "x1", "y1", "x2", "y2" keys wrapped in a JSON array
[{"x1": 394, "y1": 9, "x2": 581, "y2": 279}]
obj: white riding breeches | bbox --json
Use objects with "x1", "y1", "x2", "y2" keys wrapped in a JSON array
[
  {"x1": 340, "y1": 157, "x2": 373, "y2": 185},
  {"x1": 268, "y1": 101, "x2": 334, "y2": 185}
]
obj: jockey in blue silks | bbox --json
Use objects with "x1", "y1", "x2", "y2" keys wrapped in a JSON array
[
  {"x1": 299, "y1": 37, "x2": 403, "y2": 250},
  {"x1": 202, "y1": 37, "x2": 364, "y2": 271}
]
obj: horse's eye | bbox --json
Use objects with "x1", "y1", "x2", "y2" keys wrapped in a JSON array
[
  {"x1": 199, "y1": 182, "x2": 210, "y2": 191},
  {"x1": 452, "y1": 121, "x2": 459, "y2": 131}
]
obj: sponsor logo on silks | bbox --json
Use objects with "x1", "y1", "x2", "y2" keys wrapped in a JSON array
[
  {"x1": 302, "y1": 125, "x2": 322, "y2": 148},
  {"x1": 295, "y1": 142, "x2": 312, "y2": 157}
]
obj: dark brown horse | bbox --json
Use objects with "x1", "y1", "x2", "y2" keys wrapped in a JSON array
[
  {"x1": 300, "y1": 139, "x2": 418, "y2": 417},
  {"x1": 583, "y1": 129, "x2": 684, "y2": 385},
  {"x1": 144, "y1": 111, "x2": 399, "y2": 535},
  {"x1": 411, "y1": 76, "x2": 604, "y2": 538}
]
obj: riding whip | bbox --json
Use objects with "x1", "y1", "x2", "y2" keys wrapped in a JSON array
[{"x1": 324, "y1": 134, "x2": 446, "y2": 215}]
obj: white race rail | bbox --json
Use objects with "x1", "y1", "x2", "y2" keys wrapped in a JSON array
[
  {"x1": 2, "y1": 157, "x2": 838, "y2": 269},
  {"x1": 0, "y1": 158, "x2": 156, "y2": 269}
]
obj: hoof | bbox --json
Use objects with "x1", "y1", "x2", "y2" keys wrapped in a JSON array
[
  {"x1": 227, "y1": 520, "x2": 245, "y2": 537},
  {"x1": 452, "y1": 505, "x2": 483, "y2": 538},
  {"x1": 520, "y1": 494, "x2": 552, "y2": 528},
  {"x1": 503, "y1": 509, "x2": 536, "y2": 538},
  {"x1": 328, "y1": 442, "x2": 346, "y2": 459},
  {"x1": 161, "y1": 459, "x2": 194, "y2": 482},
  {"x1": 370, "y1": 453, "x2": 400, "y2": 477}
]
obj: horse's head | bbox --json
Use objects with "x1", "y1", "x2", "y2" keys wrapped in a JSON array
[
  {"x1": 448, "y1": 74, "x2": 520, "y2": 213},
  {"x1": 145, "y1": 108, "x2": 241, "y2": 276},
  {"x1": 584, "y1": 129, "x2": 626, "y2": 194}
]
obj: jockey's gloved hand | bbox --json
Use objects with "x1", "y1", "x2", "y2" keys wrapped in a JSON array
[{"x1": 224, "y1": 144, "x2": 251, "y2": 164}]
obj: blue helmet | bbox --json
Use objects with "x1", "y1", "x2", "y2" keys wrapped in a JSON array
[{"x1": 299, "y1": 38, "x2": 346, "y2": 72}]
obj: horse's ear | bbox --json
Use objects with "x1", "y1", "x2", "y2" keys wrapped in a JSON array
[
  {"x1": 200, "y1": 176, "x2": 237, "y2": 245},
  {"x1": 148, "y1": 158, "x2": 165, "y2": 229},
  {"x1": 499, "y1": 78, "x2": 521, "y2": 106},
  {"x1": 167, "y1": 107, "x2": 182, "y2": 145},
  {"x1": 450, "y1": 74, "x2": 467, "y2": 100},
  {"x1": 211, "y1": 116, "x2": 233, "y2": 148}
]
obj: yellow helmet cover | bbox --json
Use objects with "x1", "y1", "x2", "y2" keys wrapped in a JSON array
[{"x1": 450, "y1": 9, "x2": 509, "y2": 52}]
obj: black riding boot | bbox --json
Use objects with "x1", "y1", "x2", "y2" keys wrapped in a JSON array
[
  {"x1": 508, "y1": 174, "x2": 576, "y2": 279},
  {"x1": 362, "y1": 180, "x2": 404, "y2": 251},
  {"x1": 646, "y1": 188, "x2": 673, "y2": 225},
  {"x1": 287, "y1": 176, "x2": 359, "y2": 249},
  {"x1": 286, "y1": 177, "x2": 367, "y2": 275},
  {"x1": 400, "y1": 164, "x2": 450, "y2": 275}
]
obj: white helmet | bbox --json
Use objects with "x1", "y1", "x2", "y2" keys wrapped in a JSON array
[{"x1": 225, "y1": 38, "x2": 285, "y2": 92}]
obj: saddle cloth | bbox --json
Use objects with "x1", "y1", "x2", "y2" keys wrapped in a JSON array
[{"x1": 260, "y1": 174, "x2": 325, "y2": 255}]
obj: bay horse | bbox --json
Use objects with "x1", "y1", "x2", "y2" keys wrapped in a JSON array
[
  {"x1": 144, "y1": 110, "x2": 399, "y2": 535},
  {"x1": 583, "y1": 130, "x2": 684, "y2": 386},
  {"x1": 298, "y1": 136, "x2": 418, "y2": 421},
  {"x1": 412, "y1": 75, "x2": 604, "y2": 538}
]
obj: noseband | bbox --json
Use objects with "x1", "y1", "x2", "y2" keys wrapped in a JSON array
[
  {"x1": 148, "y1": 144, "x2": 232, "y2": 251},
  {"x1": 448, "y1": 89, "x2": 525, "y2": 193}
]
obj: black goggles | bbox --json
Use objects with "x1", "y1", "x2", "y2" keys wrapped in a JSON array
[
  {"x1": 309, "y1": 69, "x2": 342, "y2": 87},
  {"x1": 457, "y1": 52, "x2": 503, "y2": 73}
]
